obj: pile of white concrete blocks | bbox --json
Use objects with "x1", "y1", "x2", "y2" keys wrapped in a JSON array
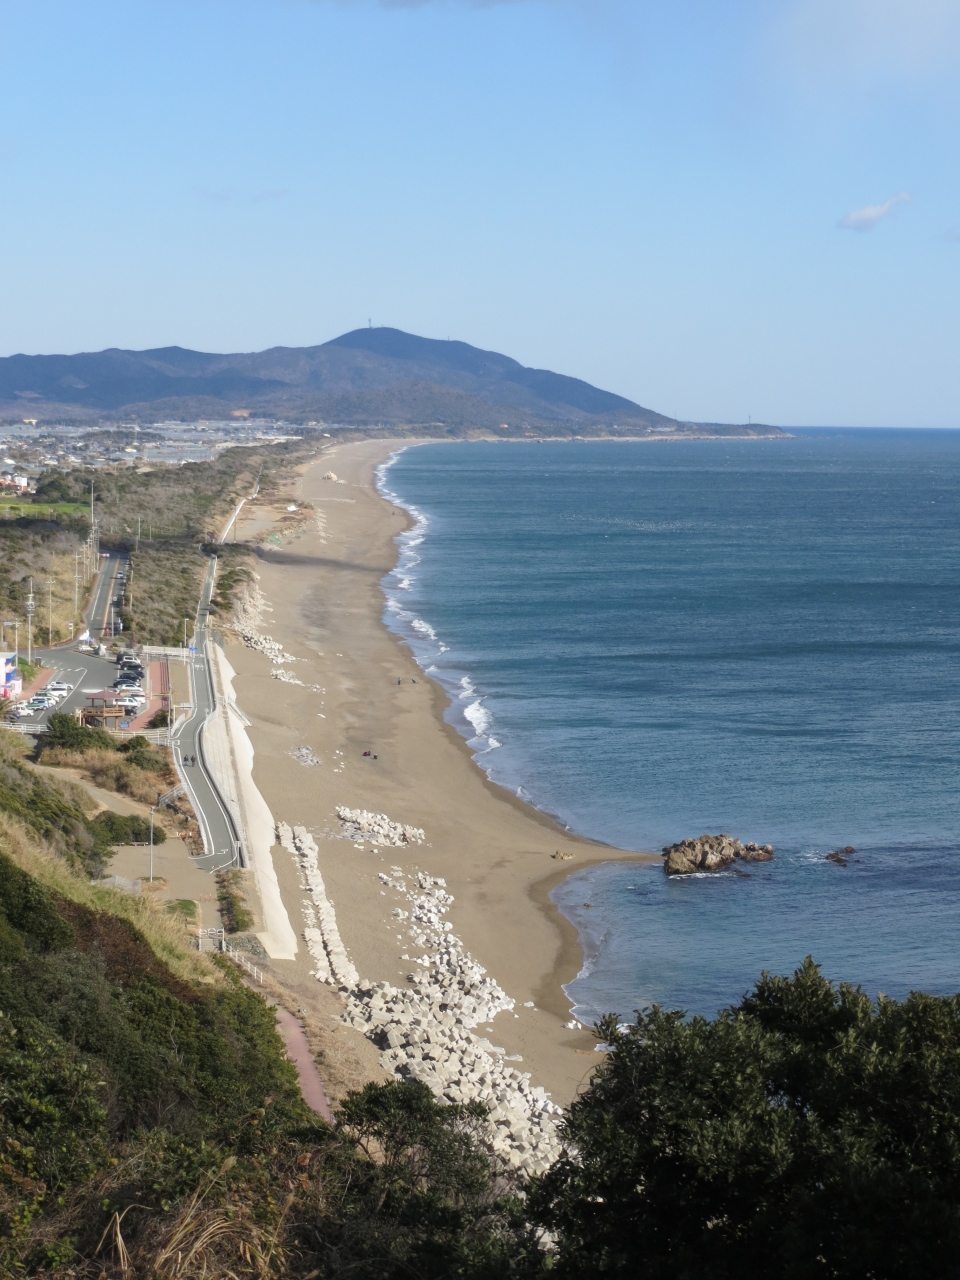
[
  {"x1": 336, "y1": 806, "x2": 425, "y2": 847},
  {"x1": 278, "y1": 821, "x2": 359, "y2": 987}
]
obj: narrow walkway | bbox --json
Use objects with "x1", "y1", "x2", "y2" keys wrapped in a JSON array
[{"x1": 275, "y1": 1005, "x2": 335, "y2": 1122}]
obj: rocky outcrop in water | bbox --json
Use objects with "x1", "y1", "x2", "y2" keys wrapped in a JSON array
[{"x1": 662, "y1": 833, "x2": 774, "y2": 876}]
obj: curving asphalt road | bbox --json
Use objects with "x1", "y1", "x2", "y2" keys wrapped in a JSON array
[{"x1": 170, "y1": 557, "x2": 244, "y2": 870}]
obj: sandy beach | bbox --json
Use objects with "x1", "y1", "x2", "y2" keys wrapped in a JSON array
[{"x1": 226, "y1": 438, "x2": 658, "y2": 1105}]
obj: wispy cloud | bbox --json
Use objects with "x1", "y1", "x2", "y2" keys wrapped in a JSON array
[{"x1": 838, "y1": 192, "x2": 909, "y2": 231}]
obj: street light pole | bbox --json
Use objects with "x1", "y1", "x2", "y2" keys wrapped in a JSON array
[
  {"x1": 46, "y1": 579, "x2": 52, "y2": 646},
  {"x1": 25, "y1": 578, "x2": 34, "y2": 666},
  {"x1": 149, "y1": 804, "x2": 155, "y2": 882}
]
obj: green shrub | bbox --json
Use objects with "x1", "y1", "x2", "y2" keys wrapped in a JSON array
[
  {"x1": 90, "y1": 810, "x2": 166, "y2": 846},
  {"x1": 117, "y1": 733, "x2": 166, "y2": 773},
  {"x1": 530, "y1": 957, "x2": 960, "y2": 1278},
  {"x1": 43, "y1": 710, "x2": 115, "y2": 753}
]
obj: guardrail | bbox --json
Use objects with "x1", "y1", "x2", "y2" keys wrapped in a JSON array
[{"x1": 197, "y1": 928, "x2": 264, "y2": 983}]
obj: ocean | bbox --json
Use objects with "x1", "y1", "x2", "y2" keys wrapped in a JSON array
[{"x1": 377, "y1": 432, "x2": 960, "y2": 1022}]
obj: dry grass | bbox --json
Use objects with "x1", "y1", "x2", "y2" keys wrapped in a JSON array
[
  {"x1": 40, "y1": 746, "x2": 174, "y2": 804},
  {"x1": 0, "y1": 808, "x2": 221, "y2": 987}
]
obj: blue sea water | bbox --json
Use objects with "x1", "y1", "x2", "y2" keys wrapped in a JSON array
[{"x1": 377, "y1": 432, "x2": 960, "y2": 1022}]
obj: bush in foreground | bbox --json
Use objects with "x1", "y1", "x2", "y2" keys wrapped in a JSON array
[{"x1": 529, "y1": 957, "x2": 960, "y2": 1278}]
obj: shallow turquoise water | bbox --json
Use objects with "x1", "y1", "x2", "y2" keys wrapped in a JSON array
[{"x1": 379, "y1": 432, "x2": 960, "y2": 1020}]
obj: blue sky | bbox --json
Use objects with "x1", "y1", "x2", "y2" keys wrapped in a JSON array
[{"x1": 0, "y1": 0, "x2": 958, "y2": 425}]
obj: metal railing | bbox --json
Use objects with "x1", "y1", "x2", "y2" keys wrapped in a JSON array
[{"x1": 196, "y1": 927, "x2": 265, "y2": 984}]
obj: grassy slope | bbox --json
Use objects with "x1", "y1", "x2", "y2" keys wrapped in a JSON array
[{"x1": 0, "y1": 727, "x2": 534, "y2": 1278}]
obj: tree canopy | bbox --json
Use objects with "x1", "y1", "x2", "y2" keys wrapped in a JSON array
[{"x1": 530, "y1": 957, "x2": 960, "y2": 1278}]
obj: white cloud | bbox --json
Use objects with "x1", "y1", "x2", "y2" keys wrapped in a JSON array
[{"x1": 837, "y1": 193, "x2": 910, "y2": 231}]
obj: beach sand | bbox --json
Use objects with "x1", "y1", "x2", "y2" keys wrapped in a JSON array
[{"x1": 226, "y1": 439, "x2": 658, "y2": 1105}]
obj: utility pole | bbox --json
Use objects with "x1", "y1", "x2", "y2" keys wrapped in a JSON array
[
  {"x1": 46, "y1": 579, "x2": 53, "y2": 646},
  {"x1": 25, "y1": 578, "x2": 34, "y2": 666},
  {"x1": 136, "y1": 515, "x2": 141, "y2": 552},
  {"x1": 74, "y1": 551, "x2": 80, "y2": 613}
]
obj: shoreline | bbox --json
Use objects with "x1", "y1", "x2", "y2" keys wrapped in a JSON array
[{"x1": 226, "y1": 438, "x2": 658, "y2": 1105}]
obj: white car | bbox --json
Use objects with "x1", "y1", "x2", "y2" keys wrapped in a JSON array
[{"x1": 47, "y1": 682, "x2": 72, "y2": 694}]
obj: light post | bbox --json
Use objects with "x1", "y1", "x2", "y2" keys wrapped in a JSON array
[
  {"x1": 46, "y1": 579, "x2": 53, "y2": 646},
  {"x1": 149, "y1": 804, "x2": 156, "y2": 882},
  {"x1": 25, "y1": 577, "x2": 34, "y2": 666}
]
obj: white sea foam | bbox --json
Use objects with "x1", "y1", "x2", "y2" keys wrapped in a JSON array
[
  {"x1": 376, "y1": 448, "x2": 506, "y2": 766},
  {"x1": 463, "y1": 699, "x2": 491, "y2": 736}
]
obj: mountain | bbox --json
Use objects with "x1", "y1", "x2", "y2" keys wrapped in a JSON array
[{"x1": 0, "y1": 328, "x2": 782, "y2": 436}]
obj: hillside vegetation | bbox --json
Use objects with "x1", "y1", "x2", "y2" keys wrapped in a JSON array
[{"x1": 2, "y1": 719, "x2": 960, "y2": 1274}]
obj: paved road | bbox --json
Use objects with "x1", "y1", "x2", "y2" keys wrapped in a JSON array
[
  {"x1": 27, "y1": 552, "x2": 129, "y2": 732},
  {"x1": 170, "y1": 557, "x2": 243, "y2": 869},
  {"x1": 86, "y1": 549, "x2": 128, "y2": 639}
]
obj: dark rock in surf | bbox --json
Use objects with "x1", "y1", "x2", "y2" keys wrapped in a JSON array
[{"x1": 662, "y1": 834, "x2": 774, "y2": 876}]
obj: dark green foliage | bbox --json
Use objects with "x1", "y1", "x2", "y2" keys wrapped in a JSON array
[
  {"x1": 146, "y1": 707, "x2": 169, "y2": 728},
  {"x1": 90, "y1": 810, "x2": 166, "y2": 845},
  {"x1": 0, "y1": 854, "x2": 73, "y2": 954},
  {"x1": 43, "y1": 709, "x2": 116, "y2": 753},
  {"x1": 291, "y1": 1079, "x2": 538, "y2": 1279},
  {"x1": 530, "y1": 957, "x2": 960, "y2": 1279},
  {"x1": 117, "y1": 733, "x2": 166, "y2": 773},
  {"x1": 0, "y1": 1015, "x2": 109, "y2": 1263}
]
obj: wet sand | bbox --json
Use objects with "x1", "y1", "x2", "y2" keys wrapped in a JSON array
[{"x1": 227, "y1": 439, "x2": 658, "y2": 1104}]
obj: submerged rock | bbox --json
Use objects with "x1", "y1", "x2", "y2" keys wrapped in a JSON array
[{"x1": 662, "y1": 833, "x2": 774, "y2": 876}]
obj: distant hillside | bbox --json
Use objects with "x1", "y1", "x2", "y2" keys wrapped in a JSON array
[{"x1": 0, "y1": 328, "x2": 784, "y2": 437}]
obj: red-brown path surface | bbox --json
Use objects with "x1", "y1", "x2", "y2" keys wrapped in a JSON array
[
  {"x1": 275, "y1": 1006, "x2": 334, "y2": 1122},
  {"x1": 125, "y1": 660, "x2": 169, "y2": 732}
]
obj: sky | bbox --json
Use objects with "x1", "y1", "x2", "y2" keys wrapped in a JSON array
[{"x1": 0, "y1": 0, "x2": 958, "y2": 426}]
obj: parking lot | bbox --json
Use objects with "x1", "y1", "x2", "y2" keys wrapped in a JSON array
[{"x1": 5, "y1": 647, "x2": 145, "y2": 733}]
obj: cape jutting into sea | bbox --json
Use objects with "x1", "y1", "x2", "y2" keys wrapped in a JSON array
[{"x1": 376, "y1": 431, "x2": 960, "y2": 1023}]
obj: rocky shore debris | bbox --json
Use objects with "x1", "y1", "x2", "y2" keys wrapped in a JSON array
[
  {"x1": 343, "y1": 870, "x2": 563, "y2": 1175},
  {"x1": 662, "y1": 833, "x2": 774, "y2": 876},
  {"x1": 826, "y1": 846, "x2": 856, "y2": 866},
  {"x1": 278, "y1": 817, "x2": 564, "y2": 1176},
  {"x1": 278, "y1": 822, "x2": 359, "y2": 986},
  {"x1": 291, "y1": 746, "x2": 321, "y2": 766},
  {"x1": 336, "y1": 806, "x2": 425, "y2": 847},
  {"x1": 232, "y1": 583, "x2": 299, "y2": 665}
]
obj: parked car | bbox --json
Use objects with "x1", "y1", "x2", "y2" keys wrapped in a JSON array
[
  {"x1": 47, "y1": 682, "x2": 71, "y2": 694},
  {"x1": 115, "y1": 698, "x2": 143, "y2": 711}
]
